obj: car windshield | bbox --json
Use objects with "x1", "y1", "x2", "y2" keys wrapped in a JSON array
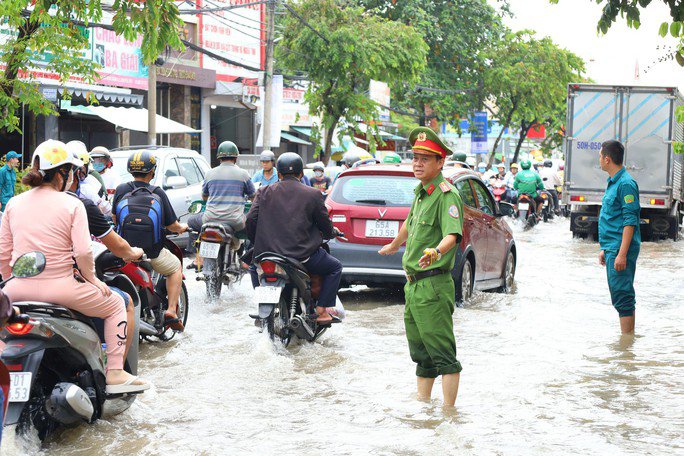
[
  {"x1": 111, "y1": 156, "x2": 134, "y2": 183},
  {"x1": 329, "y1": 174, "x2": 418, "y2": 207}
]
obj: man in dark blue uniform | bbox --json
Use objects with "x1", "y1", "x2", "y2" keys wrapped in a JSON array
[{"x1": 598, "y1": 140, "x2": 641, "y2": 334}]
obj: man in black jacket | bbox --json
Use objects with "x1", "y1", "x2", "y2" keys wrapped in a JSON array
[{"x1": 246, "y1": 153, "x2": 342, "y2": 323}]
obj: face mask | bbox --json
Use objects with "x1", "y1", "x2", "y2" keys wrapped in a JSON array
[
  {"x1": 93, "y1": 162, "x2": 105, "y2": 172},
  {"x1": 314, "y1": 171, "x2": 323, "y2": 177}
]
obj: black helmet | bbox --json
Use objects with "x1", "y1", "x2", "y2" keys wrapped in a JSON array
[
  {"x1": 276, "y1": 152, "x2": 303, "y2": 176},
  {"x1": 544, "y1": 159, "x2": 553, "y2": 168},
  {"x1": 127, "y1": 150, "x2": 157, "y2": 174}
]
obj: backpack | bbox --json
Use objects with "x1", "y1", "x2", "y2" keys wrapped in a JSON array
[{"x1": 114, "y1": 183, "x2": 164, "y2": 250}]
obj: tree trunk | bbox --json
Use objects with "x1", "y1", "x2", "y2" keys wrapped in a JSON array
[
  {"x1": 486, "y1": 98, "x2": 517, "y2": 169},
  {"x1": 512, "y1": 120, "x2": 535, "y2": 163},
  {"x1": 418, "y1": 102, "x2": 426, "y2": 126},
  {"x1": 322, "y1": 116, "x2": 339, "y2": 165},
  {"x1": 1, "y1": 16, "x2": 40, "y2": 122}
]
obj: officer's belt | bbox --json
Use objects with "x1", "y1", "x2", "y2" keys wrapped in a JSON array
[{"x1": 405, "y1": 268, "x2": 448, "y2": 283}]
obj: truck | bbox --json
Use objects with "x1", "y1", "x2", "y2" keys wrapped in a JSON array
[{"x1": 563, "y1": 84, "x2": 684, "y2": 241}]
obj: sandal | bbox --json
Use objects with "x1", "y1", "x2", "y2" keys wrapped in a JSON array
[
  {"x1": 186, "y1": 262, "x2": 202, "y2": 271},
  {"x1": 106, "y1": 376, "x2": 151, "y2": 394},
  {"x1": 164, "y1": 311, "x2": 185, "y2": 332}
]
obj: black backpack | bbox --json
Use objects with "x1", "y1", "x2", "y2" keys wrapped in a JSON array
[{"x1": 114, "y1": 183, "x2": 164, "y2": 250}]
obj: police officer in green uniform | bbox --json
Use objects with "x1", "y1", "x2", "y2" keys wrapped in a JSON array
[
  {"x1": 379, "y1": 127, "x2": 464, "y2": 407},
  {"x1": 598, "y1": 140, "x2": 641, "y2": 334}
]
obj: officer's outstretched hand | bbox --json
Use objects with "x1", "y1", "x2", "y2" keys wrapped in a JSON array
[
  {"x1": 598, "y1": 250, "x2": 605, "y2": 266},
  {"x1": 378, "y1": 243, "x2": 398, "y2": 256}
]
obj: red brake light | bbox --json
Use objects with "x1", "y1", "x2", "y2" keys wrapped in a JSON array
[
  {"x1": 649, "y1": 198, "x2": 665, "y2": 205},
  {"x1": 6, "y1": 322, "x2": 34, "y2": 336},
  {"x1": 570, "y1": 196, "x2": 585, "y2": 202},
  {"x1": 200, "y1": 230, "x2": 224, "y2": 242},
  {"x1": 260, "y1": 261, "x2": 276, "y2": 274},
  {"x1": 4, "y1": 364, "x2": 23, "y2": 371}
]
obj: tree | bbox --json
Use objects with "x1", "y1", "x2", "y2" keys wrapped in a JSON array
[
  {"x1": 0, "y1": 0, "x2": 184, "y2": 133},
  {"x1": 483, "y1": 31, "x2": 585, "y2": 165},
  {"x1": 358, "y1": 0, "x2": 507, "y2": 125},
  {"x1": 277, "y1": 0, "x2": 428, "y2": 162}
]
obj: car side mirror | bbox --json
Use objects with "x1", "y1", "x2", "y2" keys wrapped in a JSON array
[
  {"x1": 497, "y1": 202, "x2": 515, "y2": 217},
  {"x1": 166, "y1": 176, "x2": 188, "y2": 189}
]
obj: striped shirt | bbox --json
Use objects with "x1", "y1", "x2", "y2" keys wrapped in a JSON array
[{"x1": 202, "y1": 162, "x2": 255, "y2": 227}]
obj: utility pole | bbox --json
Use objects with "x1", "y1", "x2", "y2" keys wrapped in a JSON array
[
  {"x1": 147, "y1": 63, "x2": 157, "y2": 145},
  {"x1": 261, "y1": 0, "x2": 276, "y2": 150}
]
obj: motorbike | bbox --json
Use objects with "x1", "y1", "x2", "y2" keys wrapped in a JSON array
[
  {"x1": 1, "y1": 250, "x2": 143, "y2": 440},
  {"x1": 539, "y1": 190, "x2": 554, "y2": 222},
  {"x1": 489, "y1": 178, "x2": 508, "y2": 203},
  {"x1": 111, "y1": 236, "x2": 189, "y2": 341},
  {"x1": 189, "y1": 200, "x2": 247, "y2": 298},
  {"x1": 516, "y1": 193, "x2": 539, "y2": 228},
  {"x1": 249, "y1": 241, "x2": 344, "y2": 346}
]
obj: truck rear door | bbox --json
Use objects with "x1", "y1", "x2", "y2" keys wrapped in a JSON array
[
  {"x1": 567, "y1": 87, "x2": 620, "y2": 193},
  {"x1": 620, "y1": 88, "x2": 673, "y2": 196}
]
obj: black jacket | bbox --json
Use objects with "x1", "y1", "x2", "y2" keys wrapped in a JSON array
[{"x1": 246, "y1": 177, "x2": 335, "y2": 261}]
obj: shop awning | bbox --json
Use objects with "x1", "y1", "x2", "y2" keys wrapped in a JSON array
[
  {"x1": 281, "y1": 131, "x2": 312, "y2": 145},
  {"x1": 64, "y1": 105, "x2": 200, "y2": 134},
  {"x1": 291, "y1": 126, "x2": 313, "y2": 137},
  {"x1": 51, "y1": 82, "x2": 143, "y2": 105}
]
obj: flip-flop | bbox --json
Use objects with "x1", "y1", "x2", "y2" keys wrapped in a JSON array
[
  {"x1": 164, "y1": 311, "x2": 185, "y2": 332},
  {"x1": 106, "y1": 376, "x2": 151, "y2": 395},
  {"x1": 186, "y1": 263, "x2": 202, "y2": 271}
]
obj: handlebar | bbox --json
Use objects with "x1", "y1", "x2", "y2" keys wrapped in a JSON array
[{"x1": 8, "y1": 309, "x2": 29, "y2": 325}]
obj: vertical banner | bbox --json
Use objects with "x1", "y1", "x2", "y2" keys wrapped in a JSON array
[
  {"x1": 269, "y1": 75, "x2": 283, "y2": 147},
  {"x1": 471, "y1": 111, "x2": 488, "y2": 155},
  {"x1": 369, "y1": 80, "x2": 391, "y2": 123}
]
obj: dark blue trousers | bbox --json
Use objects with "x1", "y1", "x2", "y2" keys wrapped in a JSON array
[{"x1": 250, "y1": 247, "x2": 342, "y2": 308}]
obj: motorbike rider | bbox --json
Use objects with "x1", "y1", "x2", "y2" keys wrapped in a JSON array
[
  {"x1": 187, "y1": 141, "x2": 255, "y2": 270},
  {"x1": 246, "y1": 153, "x2": 342, "y2": 324},
  {"x1": 310, "y1": 162, "x2": 331, "y2": 193},
  {"x1": 513, "y1": 159, "x2": 544, "y2": 214},
  {"x1": 251, "y1": 150, "x2": 279, "y2": 188},
  {"x1": 66, "y1": 141, "x2": 112, "y2": 216},
  {"x1": 112, "y1": 151, "x2": 188, "y2": 331},
  {"x1": 90, "y1": 146, "x2": 120, "y2": 195},
  {"x1": 539, "y1": 159, "x2": 562, "y2": 214},
  {"x1": 0, "y1": 140, "x2": 149, "y2": 394}
]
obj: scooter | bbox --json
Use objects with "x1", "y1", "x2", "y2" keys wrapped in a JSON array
[
  {"x1": 0, "y1": 250, "x2": 143, "y2": 440},
  {"x1": 539, "y1": 190, "x2": 554, "y2": 222},
  {"x1": 516, "y1": 193, "x2": 539, "y2": 228},
  {"x1": 489, "y1": 178, "x2": 508, "y2": 203},
  {"x1": 189, "y1": 200, "x2": 247, "y2": 298},
  {"x1": 249, "y1": 242, "x2": 344, "y2": 346}
]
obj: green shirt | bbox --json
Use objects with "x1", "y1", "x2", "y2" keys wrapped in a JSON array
[
  {"x1": 513, "y1": 169, "x2": 543, "y2": 197},
  {"x1": 0, "y1": 164, "x2": 17, "y2": 207},
  {"x1": 402, "y1": 174, "x2": 464, "y2": 275}
]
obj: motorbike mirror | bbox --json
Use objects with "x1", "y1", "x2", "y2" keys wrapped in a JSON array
[
  {"x1": 188, "y1": 200, "x2": 205, "y2": 214},
  {"x1": 12, "y1": 251, "x2": 46, "y2": 278},
  {"x1": 497, "y1": 202, "x2": 516, "y2": 217}
]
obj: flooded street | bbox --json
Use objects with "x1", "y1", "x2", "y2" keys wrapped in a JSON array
[{"x1": 4, "y1": 219, "x2": 683, "y2": 455}]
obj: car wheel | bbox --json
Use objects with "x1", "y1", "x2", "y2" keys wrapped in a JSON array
[
  {"x1": 501, "y1": 251, "x2": 516, "y2": 293},
  {"x1": 455, "y1": 258, "x2": 473, "y2": 303}
]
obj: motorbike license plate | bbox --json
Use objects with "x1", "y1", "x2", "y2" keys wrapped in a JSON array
[
  {"x1": 543, "y1": 200, "x2": 549, "y2": 207},
  {"x1": 255, "y1": 286, "x2": 282, "y2": 304},
  {"x1": 518, "y1": 203, "x2": 530, "y2": 211},
  {"x1": 9, "y1": 372, "x2": 32, "y2": 403},
  {"x1": 199, "y1": 242, "x2": 220, "y2": 259},
  {"x1": 365, "y1": 220, "x2": 399, "y2": 238}
]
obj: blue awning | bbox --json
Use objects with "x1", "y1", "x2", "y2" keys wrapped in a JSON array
[{"x1": 281, "y1": 131, "x2": 312, "y2": 145}]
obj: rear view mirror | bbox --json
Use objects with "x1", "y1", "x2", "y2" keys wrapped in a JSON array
[
  {"x1": 498, "y1": 202, "x2": 515, "y2": 217},
  {"x1": 188, "y1": 200, "x2": 205, "y2": 214},
  {"x1": 166, "y1": 176, "x2": 188, "y2": 189},
  {"x1": 12, "y1": 252, "x2": 46, "y2": 278}
]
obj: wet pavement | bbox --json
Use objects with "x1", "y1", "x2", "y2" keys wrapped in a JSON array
[{"x1": 3, "y1": 218, "x2": 683, "y2": 455}]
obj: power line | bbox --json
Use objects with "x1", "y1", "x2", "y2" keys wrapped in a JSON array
[
  {"x1": 178, "y1": 1, "x2": 269, "y2": 14},
  {"x1": 281, "y1": 2, "x2": 330, "y2": 45}
]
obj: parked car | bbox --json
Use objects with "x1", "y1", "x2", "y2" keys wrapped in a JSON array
[
  {"x1": 326, "y1": 164, "x2": 517, "y2": 301},
  {"x1": 110, "y1": 146, "x2": 210, "y2": 248}
]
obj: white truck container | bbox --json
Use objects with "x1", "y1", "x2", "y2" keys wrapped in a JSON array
[{"x1": 563, "y1": 84, "x2": 684, "y2": 240}]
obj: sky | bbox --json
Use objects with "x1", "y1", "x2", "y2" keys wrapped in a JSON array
[{"x1": 500, "y1": 0, "x2": 684, "y2": 90}]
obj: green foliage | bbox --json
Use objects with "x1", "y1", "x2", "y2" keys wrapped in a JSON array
[
  {"x1": 0, "y1": 1, "x2": 184, "y2": 133},
  {"x1": 483, "y1": 31, "x2": 585, "y2": 163},
  {"x1": 675, "y1": 105, "x2": 684, "y2": 154},
  {"x1": 277, "y1": 0, "x2": 428, "y2": 161},
  {"x1": 358, "y1": 0, "x2": 506, "y2": 123}
]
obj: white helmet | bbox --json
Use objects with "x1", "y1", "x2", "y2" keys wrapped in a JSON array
[
  {"x1": 465, "y1": 156, "x2": 477, "y2": 167},
  {"x1": 477, "y1": 162, "x2": 487, "y2": 170},
  {"x1": 66, "y1": 140, "x2": 90, "y2": 165},
  {"x1": 33, "y1": 140, "x2": 82, "y2": 171}
]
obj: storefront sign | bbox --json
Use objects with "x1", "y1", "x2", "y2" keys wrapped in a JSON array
[
  {"x1": 156, "y1": 63, "x2": 216, "y2": 89},
  {"x1": 198, "y1": 0, "x2": 265, "y2": 82},
  {"x1": 92, "y1": 27, "x2": 147, "y2": 90}
]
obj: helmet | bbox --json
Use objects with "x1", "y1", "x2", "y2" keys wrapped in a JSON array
[
  {"x1": 127, "y1": 150, "x2": 157, "y2": 174},
  {"x1": 544, "y1": 159, "x2": 553, "y2": 168},
  {"x1": 217, "y1": 141, "x2": 239, "y2": 159},
  {"x1": 66, "y1": 140, "x2": 90, "y2": 165},
  {"x1": 342, "y1": 151, "x2": 371, "y2": 168},
  {"x1": 559, "y1": 164, "x2": 565, "y2": 171},
  {"x1": 452, "y1": 152, "x2": 467, "y2": 162},
  {"x1": 520, "y1": 160, "x2": 532, "y2": 170},
  {"x1": 465, "y1": 156, "x2": 477, "y2": 167},
  {"x1": 477, "y1": 162, "x2": 487, "y2": 170},
  {"x1": 497, "y1": 163, "x2": 505, "y2": 169},
  {"x1": 382, "y1": 152, "x2": 402, "y2": 164},
  {"x1": 276, "y1": 152, "x2": 303, "y2": 175},
  {"x1": 90, "y1": 146, "x2": 111, "y2": 161},
  {"x1": 510, "y1": 162, "x2": 519, "y2": 169},
  {"x1": 33, "y1": 140, "x2": 82, "y2": 171},
  {"x1": 259, "y1": 150, "x2": 276, "y2": 162},
  {"x1": 313, "y1": 162, "x2": 325, "y2": 172}
]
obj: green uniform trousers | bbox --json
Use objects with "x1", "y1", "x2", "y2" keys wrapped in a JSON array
[
  {"x1": 605, "y1": 250, "x2": 638, "y2": 317},
  {"x1": 404, "y1": 272, "x2": 462, "y2": 378}
]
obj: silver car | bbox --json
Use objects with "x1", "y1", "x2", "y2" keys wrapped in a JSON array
[{"x1": 110, "y1": 146, "x2": 210, "y2": 247}]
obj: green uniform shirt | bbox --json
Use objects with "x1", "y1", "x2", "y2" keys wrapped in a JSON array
[
  {"x1": 598, "y1": 167, "x2": 641, "y2": 253},
  {"x1": 402, "y1": 174, "x2": 464, "y2": 275},
  {"x1": 0, "y1": 164, "x2": 17, "y2": 208},
  {"x1": 513, "y1": 169, "x2": 543, "y2": 197}
]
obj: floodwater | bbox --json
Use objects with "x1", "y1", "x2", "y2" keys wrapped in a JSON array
[{"x1": 3, "y1": 219, "x2": 683, "y2": 455}]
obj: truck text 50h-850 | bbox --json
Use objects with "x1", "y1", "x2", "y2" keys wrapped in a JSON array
[{"x1": 563, "y1": 84, "x2": 684, "y2": 241}]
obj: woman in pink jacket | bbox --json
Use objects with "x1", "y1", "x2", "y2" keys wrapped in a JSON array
[{"x1": 0, "y1": 140, "x2": 148, "y2": 394}]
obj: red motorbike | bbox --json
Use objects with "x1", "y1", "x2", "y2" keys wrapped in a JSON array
[
  {"x1": 489, "y1": 178, "x2": 508, "y2": 203},
  {"x1": 98, "y1": 237, "x2": 189, "y2": 341}
]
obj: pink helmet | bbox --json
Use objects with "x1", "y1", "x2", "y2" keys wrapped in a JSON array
[{"x1": 559, "y1": 164, "x2": 565, "y2": 171}]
